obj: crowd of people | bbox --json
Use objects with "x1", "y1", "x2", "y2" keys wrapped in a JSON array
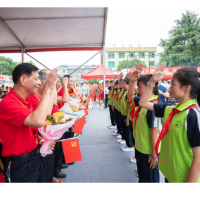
[
  {"x1": 0, "y1": 63, "x2": 89, "y2": 183},
  {"x1": 107, "y1": 62, "x2": 200, "y2": 183},
  {"x1": 0, "y1": 85, "x2": 11, "y2": 101}
]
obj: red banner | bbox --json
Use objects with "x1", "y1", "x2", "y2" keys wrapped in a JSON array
[
  {"x1": 130, "y1": 66, "x2": 200, "y2": 73},
  {"x1": 62, "y1": 138, "x2": 82, "y2": 163}
]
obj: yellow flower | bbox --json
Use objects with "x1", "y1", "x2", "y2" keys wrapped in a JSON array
[
  {"x1": 75, "y1": 88, "x2": 79, "y2": 92},
  {"x1": 45, "y1": 120, "x2": 53, "y2": 126},
  {"x1": 70, "y1": 107, "x2": 78, "y2": 112},
  {"x1": 53, "y1": 116, "x2": 59, "y2": 123},
  {"x1": 53, "y1": 112, "x2": 65, "y2": 118}
]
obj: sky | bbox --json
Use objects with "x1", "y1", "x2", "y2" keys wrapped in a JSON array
[{"x1": 1, "y1": 2, "x2": 200, "y2": 70}]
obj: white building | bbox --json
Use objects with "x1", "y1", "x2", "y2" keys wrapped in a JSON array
[
  {"x1": 102, "y1": 47, "x2": 157, "y2": 71},
  {"x1": 56, "y1": 65, "x2": 98, "y2": 82}
]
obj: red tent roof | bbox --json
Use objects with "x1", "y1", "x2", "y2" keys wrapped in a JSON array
[{"x1": 81, "y1": 64, "x2": 119, "y2": 80}]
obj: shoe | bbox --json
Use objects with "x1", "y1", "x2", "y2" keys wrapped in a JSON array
[
  {"x1": 113, "y1": 130, "x2": 118, "y2": 133},
  {"x1": 129, "y1": 157, "x2": 137, "y2": 163},
  {"x1": 61, "y1": 163, "x2": 69, "y2": 169},
  {"x1": 116, "y1": 134, "x2": 122, "y2": 139},
  {"x1": 107, "y1": 125, "x2": 112, "y2": 128},
  {"x1": 67, "y1": 162, "x2": 75, "y2": 165},
  {"x1": 109, "y1": 125, "x2": 117, "y2": 129},
  {"x1": 122, "y1": 147, "x2": 134, "y2": 152},
  {"x1": 54, "y1": 172, "x2": 67, "y2": 178},
  {"x1": 113, "y1": 132, "x2": 118, "y2": 136},
  {"x1": 117, "y1": 139, "x2": 122, "y2": 143},
  {"x1": 121, "y1": 145, "x2": 127, "y2": 150},
  {"x1": 119, "y1": 140, "x2": 126, "y2": 144}
]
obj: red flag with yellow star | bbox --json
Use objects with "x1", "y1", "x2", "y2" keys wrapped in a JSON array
[{"x1": 61, "y1": 138, "x2": 82, "y2": 163}]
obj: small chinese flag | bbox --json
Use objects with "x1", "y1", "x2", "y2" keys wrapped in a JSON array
[
  {"x1": 72, "y1": 117, "x2": 87, "y2": 134},
  {"x1": 62, "y1": 138, "x2": 82, "y2": 163},
  {"x1": 83, "y1": 107, "x2": 88, "y2": 117}
]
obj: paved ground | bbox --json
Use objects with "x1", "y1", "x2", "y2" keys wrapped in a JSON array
[{"x1": 62, "y1": 104, "x2": 164, "y2": 183}]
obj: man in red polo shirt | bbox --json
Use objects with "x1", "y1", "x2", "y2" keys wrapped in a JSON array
[{"x1": 0, "y1": 63, "x2": 58, "y2": 182}]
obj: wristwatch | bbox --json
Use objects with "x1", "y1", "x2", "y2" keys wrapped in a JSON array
[
  {"x1": 147, "y1": 82, "x2": 155, "y2": 88},
  {"x1": 151, "y1": 154, "x2": 158, "y2": 159}
]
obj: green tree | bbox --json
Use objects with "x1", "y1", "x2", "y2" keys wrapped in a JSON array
[
  {"x1": 117, "y1": 58, "x2": 147, "y2": 71},
  {"x1": 0, "y1": 56, "x2": 18, "y2": 75},
  {"x1": 159, "y1": 10, "x2": 200, "y2": 66},
  {"x1": 0, "y1": 55, "x2": 39, "y2": 76}
]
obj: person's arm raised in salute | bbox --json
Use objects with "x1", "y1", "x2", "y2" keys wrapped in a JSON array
[
  {"x1": 127, "y1": 63, "x2": 143, "y2": 102},
  {"x1": 24, "y1": 69, "x2": 59, "y2": 127},
  {"x1": 57, "y1": 77, "x2": 69, "y2": 104},
  {"x1": 139, "y1": 62, "x2": 166, "y2": 111}
]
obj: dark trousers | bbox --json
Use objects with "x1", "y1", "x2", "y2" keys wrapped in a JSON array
[
  {"x1": 109, "y1": 105, "x2": 116, "y2": 126},
  {"x1": 115, "y1": 109, "x2": 123, "y2": 135},
  {"x1": 54, "y1": 136, "x2": 65, "y2": 174},
  {"x1": 135, "y1": 149, "x2": 160, "y2": 183},
  {"x1": 4, "y1": 153, "x2": 46, "y2": 183},
  {"x1": 129, "y1": 120, "x2": 135, "y2": 147},
  {"x1": 105, "y1": 94, "x2": 108, "y2": 108},
  {"x1": 44, "y1": 150, "x2": 55, "y2": 182},
  {"x1": 121, "y1": 115, "x2": 134, "y2": 147}
]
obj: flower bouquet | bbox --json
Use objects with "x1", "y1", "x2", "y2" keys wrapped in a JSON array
[
  {"x1": 60, "y1": 104, "x2": 85, "y2": 120},
  {"x1": 38, "y1": 112, "x2": 78, "y2": 157},
  {"x1": 69, "y1": 96, "x2": 81, "y2": 102}
]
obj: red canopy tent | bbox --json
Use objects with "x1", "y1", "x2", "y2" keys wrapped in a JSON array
[{"x1": 81, "y1": 64, "x2": 119, "y2": 80}]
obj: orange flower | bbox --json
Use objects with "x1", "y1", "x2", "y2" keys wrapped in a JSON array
[
  {"x1": 54, "y1": 116, "x2": 59, "y2": 123},
  {"x1": 45, "y1": 120, "x2": 53, "y2": 126}
]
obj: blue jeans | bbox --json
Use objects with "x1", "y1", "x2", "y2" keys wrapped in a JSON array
[{"x1": 135, "y1": 148, "x2": 160, "y2": 183}]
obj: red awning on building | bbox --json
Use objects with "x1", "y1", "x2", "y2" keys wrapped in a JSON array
[{"x1": 81, "y1": 64, "x2": 119, "y2": 80}]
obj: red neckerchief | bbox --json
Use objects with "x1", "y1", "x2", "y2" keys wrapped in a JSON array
[
  {"x1": 130, "y1": 104, "x2": 136, "y2": 127},
  {"x1": 133, "y1": 98, "x2": 158, "y2": 126},
  {"x1": 155, "y1": 104, "x2": 197, "y2": 161},
  {"x1": 108, "y1": 88, "x2": 112, "y2": 96},
  {"x1": 114, "y1": 90, "x2": 118, "y2": 98},
  {"x1": 116, "y1": 89, "x2": 122, "y2": 102},
  {"x1": 119, "y1": 90, "x2": 126, "y2": 100}
]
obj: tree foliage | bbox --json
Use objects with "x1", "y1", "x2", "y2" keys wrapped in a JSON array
[
  {"x1": 116, "y1": 58, "x2": 147, "y2": 71},
  {"x1": 87, "y1": 79, "x2": 99, "y2": 83},
  {"x1": 0, "y1": 56, "x2": 39, "y2": 75},
  {"x1": 159, "y1": 10, "x2": 200, "y2": 66}
]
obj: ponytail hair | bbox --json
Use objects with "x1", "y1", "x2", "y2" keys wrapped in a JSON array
[{"x1": 173, "y1": 67, "x2": 200, "y2": 106}]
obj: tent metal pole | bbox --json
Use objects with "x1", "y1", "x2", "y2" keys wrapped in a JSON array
[
  {"x1": 21, "y1": 48, "x2": 24, "y2": 63},
  {"x1": 69, "y1": 50, "x2": 102, "y2": 75},
  {"x1": 25, "y1": 52, "x2": 51, "y2": 71},
  {"x1": 103, "y1": 45, "x2": 106, "y2": 107}
]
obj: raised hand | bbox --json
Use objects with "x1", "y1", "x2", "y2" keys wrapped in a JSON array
[
  {"x1": 150, "y1": 62, "x2": 166, "y2": 83},
  {"x1": 129, "y1": 70, "x2": 140, "y2": 82},
  {"x1": 44, "y1": 69, "x2": 59, "y2": 91},
  {"x1": 125, "y1": 72, "x2": 131, "y2": 79},
  {"x1": 62, "y1": 77, "x2": 68, "y2": 87},
  {"x1": 136, "y1": 63, "x2": 143, "y2": 74},
  {"x1": 114, "y1": 75, "x2": 117, "y2": 80},
  {"x1": 120, "y1": 72, "x2": 124, "y2": 79}
]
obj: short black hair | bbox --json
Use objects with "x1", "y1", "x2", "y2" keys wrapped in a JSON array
[
  {"x1": 63, "y1": 75, "x2": 72, "y2": 79},
  {"x1": 115, "y1": 80, "x2": 119, "y2": 85},
  {"x1": 12, "y1": 63, "x2": 39, "y2": 84},
  {"x1": 137, "y1": 74, "x2": 158, "y2": 95},
  {"x1": 123, "y1": 78, "x2": 130, "y2": 85}
]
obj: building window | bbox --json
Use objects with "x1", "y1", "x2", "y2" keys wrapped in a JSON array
[
  {"x1": 129, "y1": 52, "x2": 135, "y2": 58},
  {"x1": 119, "y1": 61, "x2": 123, "y2": 65},
  {"x1": 139, "y1": 52, "x2": 145, "y2": 58},
  {"x1": 149, "y1": 61, "x2": 155, "y2": 67},
  {"x1": 63, "y1": 69, "x2": 65, "y2": 73},
  {"x1": 149, "y1": 52, "x2": 155, "y2": 58},
  {"x1": 142, "y1": 61, "x2": 145, "y2": 64},
  {"x1": 108, "y1": 52, "x2": 115, "y2": 58},
  {"x1": 108, "y1": 61, "x2": 115, "y2": 68},
  {"x1": 119, "y1": 52, "x2": 125, "y2": 58}
]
